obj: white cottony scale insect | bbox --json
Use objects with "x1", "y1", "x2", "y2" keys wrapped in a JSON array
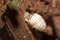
[{"x1": 24, "y1": 12, "x2": 46, "y2": 31}]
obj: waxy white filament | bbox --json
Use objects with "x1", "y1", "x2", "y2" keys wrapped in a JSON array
[{"x1": 24, "y1": 12, "x2": 46, "y2": 31}]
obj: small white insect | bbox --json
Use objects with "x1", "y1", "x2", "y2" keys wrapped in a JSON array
[{"x1": 24, "y1": 12, "x2": 47, "y2": 31}]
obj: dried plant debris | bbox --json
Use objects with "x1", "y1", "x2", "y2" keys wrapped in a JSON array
[
  {"x1": 0, "y1": 5, "x2": 7, "y2": 16},
  {"x1": 0, "y1": 0, "x2": 60, "y2": 40}
]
